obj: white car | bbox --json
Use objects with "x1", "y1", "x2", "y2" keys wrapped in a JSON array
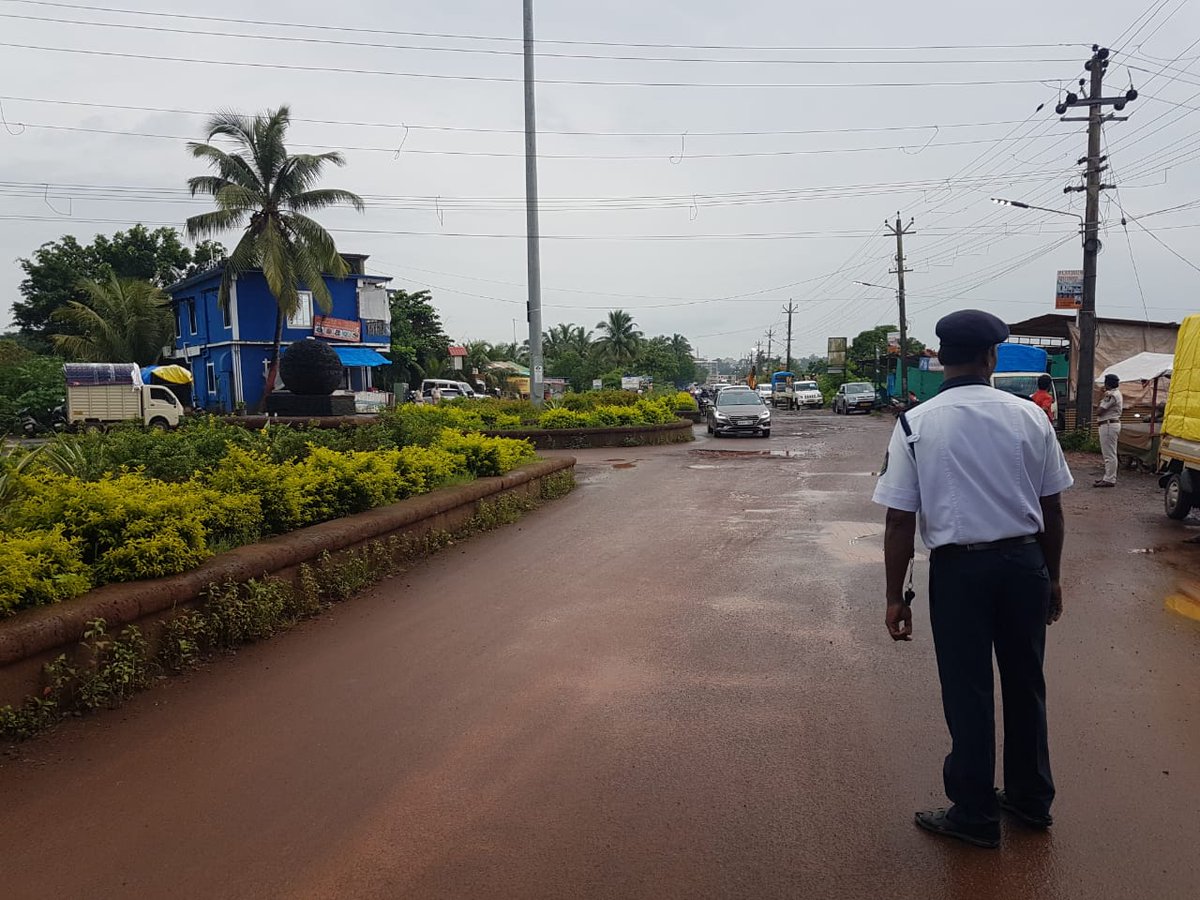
[{"x1": 756, "y1": 384, "x2": 773, "y2": 403}]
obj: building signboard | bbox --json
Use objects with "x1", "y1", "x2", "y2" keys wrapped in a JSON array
[{"x1": 314, "y1": 316, "x2": 362, "y2": 342}]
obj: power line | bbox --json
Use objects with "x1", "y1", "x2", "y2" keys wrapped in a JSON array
[
  {"x1": 0, "y1": 120, "x2": 1068, "y2": 160},
  {"x1": 0, "y1": 94, "x2": 1032, "y2": 139},
  {"x1": 0, "y1": 0, "x2": 1086, "y2": 53},
  {"x1": 0, "y1": 42, "x2": 1069, "y2": 89},
  {"x1": 0, "y1": 11, "x2": 1085, "y2": 67}
]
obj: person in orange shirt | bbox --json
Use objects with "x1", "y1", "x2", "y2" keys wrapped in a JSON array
[{"x1": 1031, "y1": 374, "x2": 1055, "y2": 425}]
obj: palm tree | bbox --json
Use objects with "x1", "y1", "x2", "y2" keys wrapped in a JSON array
[
  {"x1": 567, "y1": 324, "x2": 595, "y2": 356},
  {"x1": 595, "y1": 310, "x2": 643, "y2": 365},
  {"x1": 669, "y1": 333, "x2": 693, "y2": 359},
  {"x1": 542, "y1": 324, "x2": 573, "y2": 360},
  {"x1": 184, "y1": 105, "x2": 364, "y2": 408},
  {"x1": 51, "y1": 274, "x2": 173, "y2": 366}
]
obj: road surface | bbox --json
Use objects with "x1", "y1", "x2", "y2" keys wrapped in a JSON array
[{"x1": 2, "y1": 409, "x2": 1198, "y2": 899}]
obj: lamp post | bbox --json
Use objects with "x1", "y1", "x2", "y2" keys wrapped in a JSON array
[
  {"x1": 854, "y1": 280, "x2": 906, "y2": 399},
  {"x1": 990, "y1": 197, "x2": 1093, "y2": 426}
]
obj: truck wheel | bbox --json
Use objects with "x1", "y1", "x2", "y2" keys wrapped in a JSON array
[
  {"x1": 83, "y1": 423, "x2": 104, "y2": 434},
  {"x1": 148, "y1": 417, "x2": 170, "y2": 431},
  {"x1": 1165, "y1": 474, "x2": 1195, "y2": 520}
]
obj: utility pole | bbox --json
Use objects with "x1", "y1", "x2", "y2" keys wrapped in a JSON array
[
  {"x1": 1057, "y1": 45, "x2": 1135, "y2": 430},
  {"x1": 765, "y1": 328, "x2": 775, "y2": 365},
  {"x1": 885, "y1": 214, "x2": 915, "y2": 400},
  {"x1": 522, "y1": 0, "x2": 544, "y2": 405},
  {"x1": 783, "y1": 301, "x2": 797, "y2": 372}
]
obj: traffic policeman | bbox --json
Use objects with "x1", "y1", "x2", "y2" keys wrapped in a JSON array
[{"x1": 873, "y1": 309, "x2": 1073, "y2": 849}]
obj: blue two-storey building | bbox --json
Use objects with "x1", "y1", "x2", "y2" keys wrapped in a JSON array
[{"x1": 165, "y1": 253, "x2": 392, "y2": 412}]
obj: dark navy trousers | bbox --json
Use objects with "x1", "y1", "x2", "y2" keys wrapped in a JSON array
[{"x1": 929, "y1": 541, "x2": 1055, "y2": 826}]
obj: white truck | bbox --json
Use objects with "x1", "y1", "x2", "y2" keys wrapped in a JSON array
[{"x1": 64, "y1": 363, "x2": 184, "y2": 430}]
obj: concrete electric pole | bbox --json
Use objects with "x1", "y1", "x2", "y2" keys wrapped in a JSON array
[
  {"x1": 885, "y1": 215, "x2": 915, "y2": 400},
  {"x1": 522, "y1": 0, "x2": 544, "y2": 405},
  {"x1": 783, "y1": 301, "x2": 798, "y2": 372},
  {"x1": 765, "y1": 328, "x2": 775, "y2": 365},
  {"x1": 1057, "y1": 45, "x2": 1135, "y2": 430}
]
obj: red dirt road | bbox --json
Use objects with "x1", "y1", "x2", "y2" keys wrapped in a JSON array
[{"x1": 2, "y1": 410, "x2": 1198, "y2": 899}]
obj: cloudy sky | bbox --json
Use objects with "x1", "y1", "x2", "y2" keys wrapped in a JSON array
[{"x1": 1, "y1": 0, "x2": 1198, "y2": 359}]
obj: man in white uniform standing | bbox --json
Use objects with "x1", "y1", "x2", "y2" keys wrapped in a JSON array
[
  {"x1": 1096, "y1": 372, "x2": 1124, "y2": 487},
  {"x1": 873, "y1": 310, "x2": 1073, "y2": 849}
]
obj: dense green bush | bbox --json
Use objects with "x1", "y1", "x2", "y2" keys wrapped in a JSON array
[
  {"x1": 8, "y1": 472, "x2": 263, "y2": 586},
  {"x1": 537, "y1": 407, "x2": 590, "y2": 429},
  {"x1": 0, "y1": 418, "x2": 539, "y2": 616},
  {"x1": 0, "y1": 528, "x2": 93, "y2": 615},
  {"x1": 673, "y1": 391, "x2": 699, "y2": 412}
]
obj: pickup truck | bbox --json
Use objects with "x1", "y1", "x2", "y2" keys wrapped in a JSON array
[
  {"x1": 64, "y1": 363, "x2": 184, "y2": 430},
  {"x1": 770, "y1": 372, "x2": 823, "y2": 410},
  {"x1": 1159, "y1": 314, "x2": 1199, "y2": 520}
]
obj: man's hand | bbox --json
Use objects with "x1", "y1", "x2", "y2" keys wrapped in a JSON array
[
  {"x1": 886, "y1": 601, "x2": 913, "y2": 641},
  {"x1": 1047, "y1": 581, "x2": 1063, "y2": 625}
]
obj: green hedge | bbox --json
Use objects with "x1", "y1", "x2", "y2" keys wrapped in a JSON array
[
  {"x1": 384, "y1": 394, "x2": 683, "y2": 433},
  {"x1": 0, "y1": 426, "x2": 536, "y2": 617}
]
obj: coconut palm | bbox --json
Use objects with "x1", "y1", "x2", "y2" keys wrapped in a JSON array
[
  {"x1": 184, "y1": 105, "x2": 364, "y2": 408},
  {"x1": 595, "y1": 310, "x2": 643, "y2": 365},
  {"x1": 51, "y1": 274, "x2": 173, "y2": 366}
]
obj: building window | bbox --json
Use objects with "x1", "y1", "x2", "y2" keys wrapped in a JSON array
[
  {"x1": 288, "y1": 291, "x2": 314, "y2": 329},
  {"x1": 174, "y1": 305, "x2": 182, "y2": 339},
  {"x1": 219, "y1": 294, "x2": 231, "y2": 329},
  {"x1": 187, "y1": 300, "x2": 198, "y2": 335},
  {"x1": 206, "y1": 362, "x2": 216, "y2": 395}
]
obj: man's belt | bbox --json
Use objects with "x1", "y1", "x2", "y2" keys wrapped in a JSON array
[
  {"x1": 932, "y1": 535, "x2": 1038, "y2": 555},
  {"x1": 1098, "y1": 418, "x2": 1121, "y2": 425}
]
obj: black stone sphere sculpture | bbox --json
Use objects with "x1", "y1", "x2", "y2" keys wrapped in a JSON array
[{"x1": 280, "y1": 339, "x2": 343, "y2": 395}]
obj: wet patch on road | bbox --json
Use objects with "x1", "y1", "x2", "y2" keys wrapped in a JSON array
[
  {"x1": 690, "y1": 447, "x2": 821, "y2": 460},
  {"x1": 611, "y1": 462, "x2": 637, "y2": 469}
]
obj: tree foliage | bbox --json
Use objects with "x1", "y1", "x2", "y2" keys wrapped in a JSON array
[
  {"x1": 847, "y1": 325, "x2": 925, "y2": 378},
  {"x1": 14, "y1": 226, "x2": 226, "y2": 343},
  {"x1": 50, "y1": 275, "x2": 173, "y2": 366},
  {"x1": 383, "y1": 289, "x2": 450, "y2": 389}
]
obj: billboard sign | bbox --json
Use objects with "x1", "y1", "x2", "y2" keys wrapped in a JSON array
[
  {"x1": 1055, "y1": 270, "x2": 1083, "y2": 310},
  {"x1": 887, "y1": 331, "x2": 901, "y2": 354},
  {"x1": 827, "y1": 337, "x2": 848, "y2": 373}
]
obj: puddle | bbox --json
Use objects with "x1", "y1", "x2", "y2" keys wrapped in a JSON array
[
  {"x1": 691, "y1": 448, "x2": 811, "y2": 460},
  {"x1": 687, "y1": 464, "x2": 722, "y2": 470},
  {"x1": 1131, "y1": 546, "x2": 1168, "y2": 554},
  {"x1": 611, "y1": 462, "x2": 636, "y2": 469}
]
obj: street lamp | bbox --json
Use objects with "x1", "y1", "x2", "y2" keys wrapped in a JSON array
[
  {"x1": 854, "y1": 280, "x2": 908, "y2": 401},
  {"x1": 990, "y1": 197, "x2": 1083, "y2": 224}
]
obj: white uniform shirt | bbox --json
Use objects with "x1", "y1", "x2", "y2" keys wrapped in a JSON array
[
  {"x1": 1098, "y1": 388, "x2": 1124, "y2": 423},
  {"x1": 872, "y1": 382, "x2": 1074, "y2": 549}
]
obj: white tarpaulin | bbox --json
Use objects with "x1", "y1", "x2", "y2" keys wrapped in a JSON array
[
  {"x1": 1096, "y1": 351, "x2": 1174, "y2": 409},
  {"x1": 1096, "y1": 352, "x2": 1174, "y2": 384}
]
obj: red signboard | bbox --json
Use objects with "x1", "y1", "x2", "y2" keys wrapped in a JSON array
[{"x1": 314, "y1": 316, "x2": 361, "y2": 342}]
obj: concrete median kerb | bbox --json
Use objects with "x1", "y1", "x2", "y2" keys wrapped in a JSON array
[
  {"x1": 481, "y1": 419, "x2": 695, "y2": 450},
  {"x1": 0, "y1": 457, "x2": 575, "y2": 711}
]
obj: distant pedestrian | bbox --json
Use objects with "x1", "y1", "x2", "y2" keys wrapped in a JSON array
[
  {"x1": 873, "y1": 309, "x2": 1072, "y2": 849},
  {"x1": 1095, "y1": 373, "x2": 1123, "y2": 488},
  {"x1": 431, "y1": 385, "x2": 442, "y2": 405},
  {"x1": 1031, "y1": 374, "x2": 1056, "y2": 425}
]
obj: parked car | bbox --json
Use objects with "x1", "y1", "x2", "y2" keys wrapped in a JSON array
[
  {"x1": 832, "y1": 382, "x2": 878, "y2": 415},
  {"x1": 421, "y1": 378, "x2": 482, "y2": 401},
  {"x1": 756, "y1": 384, "x2": 773, "y2": 403},
  {"x1": 707, "y1": 387, "x2": 771, "y2": 438}
]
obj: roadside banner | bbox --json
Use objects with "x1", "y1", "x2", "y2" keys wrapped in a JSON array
[{"x1": 1055, "y1": 270, "x2": 1084, "y2": 309}]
